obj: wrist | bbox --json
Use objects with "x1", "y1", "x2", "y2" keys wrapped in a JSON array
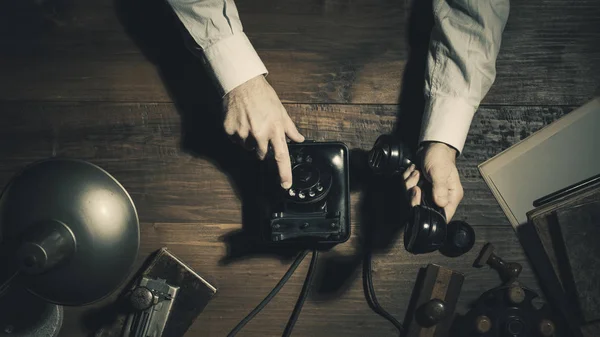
[
  {"x1": 419, "y1": 141, "x2": 458, "y2": 162},
  {"x1": 225, "y1": 74, "x2": 266, "y2": 98}
]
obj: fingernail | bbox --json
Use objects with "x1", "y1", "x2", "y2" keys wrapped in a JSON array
[
  {"x1": 410, "y1": 164, "x2": 415, "y2": 170},
  {"x1": 282, "y1": 181, "x2": 292, "y2": 189}
]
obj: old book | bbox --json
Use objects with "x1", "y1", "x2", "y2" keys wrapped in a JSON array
[
  {"x1": 555, "y1": 199, "x2": 600, "y2": 322},
  {"x1": 478, "y1": 97, "x2": 600, "y2": 230},
  {"x1": 138, "y1": 247, "x2": 218, "y2": 337},
  {"x1": 528, "y1": 181, "x2": 600, "y2": 324}
]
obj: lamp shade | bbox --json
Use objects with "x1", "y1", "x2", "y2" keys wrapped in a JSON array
[{"x1": 0, "y1": 158, "x2": 140, "y2": 306}]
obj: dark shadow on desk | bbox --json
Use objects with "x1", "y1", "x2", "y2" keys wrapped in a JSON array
[
  {"x1": 78, "y1": 1, "x2": 303, "y2": 334},
  {"x1": 114, "y1": 0, "x2": 301, "y2": 266},
  {"x1": 310, "y1": 0, "x2": 434, "y2": 302}
]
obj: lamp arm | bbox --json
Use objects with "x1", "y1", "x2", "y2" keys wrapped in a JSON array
[
  {"x1": 0, "y1": 263, "x2": 20, "y2": 297},
  {"x1": 14, "y1": 220, "x2": 76, "y2": 276}
]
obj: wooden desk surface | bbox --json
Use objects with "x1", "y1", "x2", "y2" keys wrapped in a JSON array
[{"x1": 0, "y1": 0, "x2": 598, "y2": 336}]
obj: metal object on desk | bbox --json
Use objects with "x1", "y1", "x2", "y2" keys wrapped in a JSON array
[
  {"x1": 404, "y1": 264, "x2": 465, "y2": 337},
  {"x1": 474, "y1": 242, "x2": 523, "y2": 285},
  {"x1": 452, "y1": 283, "x2": 557, "y2": 337},
  {"x1": 0, "y1": 158, "x2": 140, "y2": 306},
  {"x1": 122, "y1": 277, "x2": 179, "y2": 337},
  {"x1": 0, "y1": 158, "x2": 140, "y2": 337},
  {"x1": 117, "y1": 248, "x2": 217, "y2": 337},
  {"x1": 452, "y1": 243, "x2": 558, "y2": 337}
]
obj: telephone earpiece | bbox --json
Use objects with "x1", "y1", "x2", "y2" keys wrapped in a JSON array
[
  {"x1": 368, "y1": 134, "x2": 413, "y2": 175},
  {"x1": 368, "y1": 134, "x2": 474, "y2": 256}
]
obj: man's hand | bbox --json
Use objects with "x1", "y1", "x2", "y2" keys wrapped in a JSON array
[
  {"x1": 403, "y1": 142, "x2": 463, "y2": 221},
  {"x1": 223, "y1": 75, "x2": 305, "y2": 189}
]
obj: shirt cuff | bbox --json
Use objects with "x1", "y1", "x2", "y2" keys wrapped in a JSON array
[
  {"x1": 203, "y1": 33, "x2": 268, "y2": 97},
  {"x1": 419, "y1": 95, "x2": 477, "y2": 156}
]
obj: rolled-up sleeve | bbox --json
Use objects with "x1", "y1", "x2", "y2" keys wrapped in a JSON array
[
  {"x1": 166, "y1": 0, "x2": 268, "y2": 96},
  {"x1": 420, "y1": 0, "x2": 510, "y2": 155}
]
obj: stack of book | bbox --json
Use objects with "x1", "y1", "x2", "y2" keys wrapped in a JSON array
[
  {"x1": 527, "y1": 178, "x2": 600, "y2": 324},
  {"x1": 478, "y1": 97, "x2": 600, "y2": 336}
]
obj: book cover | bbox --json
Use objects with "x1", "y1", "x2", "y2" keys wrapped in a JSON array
[
  {"x1": 140, "y1": 247, "x2": 218, "y2": 337},
  {"x1": 478, "y1": 97, "x2": 600, "y2": 230},
  {"x1": 526, "y1": 179, "x2": 600, "y2": 333}
]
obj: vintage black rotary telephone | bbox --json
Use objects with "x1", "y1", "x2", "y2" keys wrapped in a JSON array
[
  {"x1": 261, "y1": 141, "x2": 351, "y2": 247},
  {"x1": 367, "y1": 134, "x2": 475, "y2": 256},
  {"x1": 228, "y1": 141, "x2": 350, "y2": 336}
]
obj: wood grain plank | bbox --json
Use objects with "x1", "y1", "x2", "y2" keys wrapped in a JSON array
[
  {"x1": 57, "y1": 225, "x2": 536, "y2": 337},
  {"x1": 0, "y1": 0, "x2": 598, "y2": 104},
  {"x1": 0, "y1": 102, "x2": 576, "y2": 226},
  {"x1": 0, "y1": 101, "x2": 580, "y2": 336}
]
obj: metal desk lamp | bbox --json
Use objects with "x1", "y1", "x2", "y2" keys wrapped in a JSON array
[{"x1": 0, "y1": 158, "x2": 140, "y2": 336}]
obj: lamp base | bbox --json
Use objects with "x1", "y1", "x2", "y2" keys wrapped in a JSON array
[{"x1": 0, "y1": 284, "x2": 62, "y2": 337}]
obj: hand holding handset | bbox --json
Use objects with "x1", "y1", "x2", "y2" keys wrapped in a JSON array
[{"x1": 368, "y1": 134, "x2": 474, "y2": 256}]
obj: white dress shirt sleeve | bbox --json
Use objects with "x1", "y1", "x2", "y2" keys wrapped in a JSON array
[
  {"x1": 166, "y1": 0, "x2": 268, "y2": 96},
  {"x1": 420, "y1": 0, "x2": 510, "y2": 155}
]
